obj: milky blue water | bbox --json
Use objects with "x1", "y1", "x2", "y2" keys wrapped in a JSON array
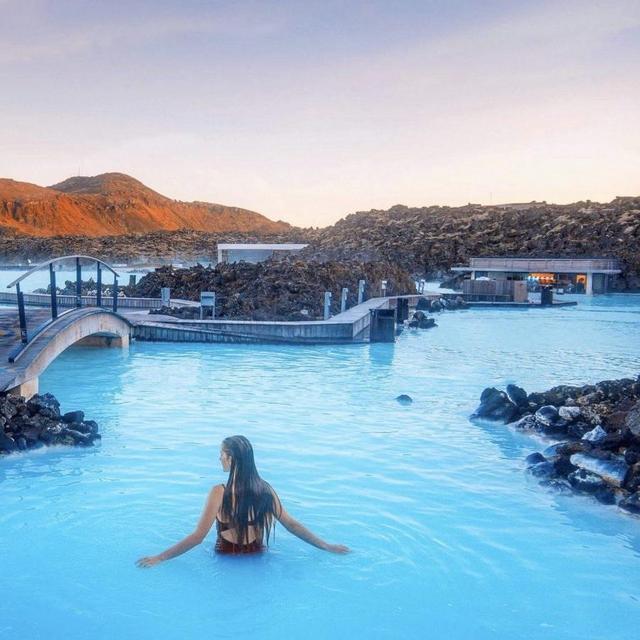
[
  {"x1": 0, "y1": 267, "x2": 149, "y2": 293},
  {"x1": 2, "y1": 295, "x2": 640, "y2": 640}
]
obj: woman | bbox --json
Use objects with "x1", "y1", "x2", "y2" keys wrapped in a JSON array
[{"x1": 137, "y1": 435, "x2": 349, "y2": 566}]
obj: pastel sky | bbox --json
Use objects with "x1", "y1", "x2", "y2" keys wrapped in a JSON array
[{"x1": 1, "y1": 0, "x2": 638, "y2": 227}]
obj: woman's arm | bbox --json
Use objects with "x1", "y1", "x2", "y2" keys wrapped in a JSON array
[
  {"x1": 136, "y1": 484, "x2": 224, "y2": 568},
  {"x1": 273, "y1": 492, "x2": 349, "y2": 554}
]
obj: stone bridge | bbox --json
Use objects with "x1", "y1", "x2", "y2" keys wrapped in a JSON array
[
  {"x1": 1, "y1": 253, "x2": 134, "y2": 398},
  {"x1": 0, "y1": 307, "x2": 132, "y2": 397}
]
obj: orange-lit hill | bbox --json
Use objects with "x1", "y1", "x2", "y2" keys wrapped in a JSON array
[{"x1": 0, "y1": 172, "x2": 290, "y2": 237}]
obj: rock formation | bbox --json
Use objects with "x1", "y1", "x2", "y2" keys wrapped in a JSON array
[
  {"x1": 135, "y1": 259, "x2": 415, "y2": 320},
  {"x1": 303, "y1": 198, "x2": 640, "y2": 290},
  {"x1": 471, "y1": 376, "x2": 640, "y2": 513},
  {"x1": 0, "y1": 392, "x2": 100, "y2": 455},
  {"x1": 0, "y1": 229, "x2": 308, "y2": 265}
]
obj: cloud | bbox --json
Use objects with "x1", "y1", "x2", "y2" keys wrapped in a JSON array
[{"x1": 0, "y1": 6, "x2": 283, "y2": 64}]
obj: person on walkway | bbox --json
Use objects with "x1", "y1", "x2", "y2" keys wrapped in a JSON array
[{"x1": 137, "y1": 435, "x2": 349, "y2": 566}]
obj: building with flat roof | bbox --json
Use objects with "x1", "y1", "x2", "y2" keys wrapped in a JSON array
[
  {"x1": 452, "y1": 257, "x2": 621, "y2": 294},
  {"x1": 217, "y1": 243, "x2": 308, "y2": 264}
]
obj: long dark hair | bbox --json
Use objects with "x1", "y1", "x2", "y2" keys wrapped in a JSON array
[{"x1": 221, "y1": 435, "x2": 281, "y2": 545}]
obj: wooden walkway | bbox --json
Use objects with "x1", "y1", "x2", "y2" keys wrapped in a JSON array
[{"x1": 0, "y1": 307, "x2": 51, "y2": 357}]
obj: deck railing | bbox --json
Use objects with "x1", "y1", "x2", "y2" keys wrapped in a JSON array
[{"x1": 6, "y1": 256, "x2": 121, "y2": 345}]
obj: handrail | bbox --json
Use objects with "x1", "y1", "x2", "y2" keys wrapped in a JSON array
[
  {"x1": 8, "y1": 308, "x2": 132, "y2": 365},
  {"x1": 7, "y1": 254, "x2": 122, "y2": 347},
  {"x1": 7, "y1": 308, "x2": 77, "y2": 363},
  {"x1": 6, "y1": 255, "x2": 120, "y2": 288}
]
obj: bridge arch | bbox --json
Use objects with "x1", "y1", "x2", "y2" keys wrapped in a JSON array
[{"x1": 2, "y1": 308, "x2": 132, "y2": 398}]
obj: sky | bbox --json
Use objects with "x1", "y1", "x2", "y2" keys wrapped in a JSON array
[{"x1": 0, "y1": 0, "x2": 638, "y2": 227}]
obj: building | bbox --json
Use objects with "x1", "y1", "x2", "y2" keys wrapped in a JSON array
[
  {"x1": 452, "y1": 257, "x2": 621, "y2": 295},
  {"x1": 216, "y1": 243, "x2": 308, "y2": 264}
]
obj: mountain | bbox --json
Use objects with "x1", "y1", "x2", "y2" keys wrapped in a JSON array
[
  {"x1": 0, "y1": 172, "x2": 291, "y2": 237},
  {"x1": 302, "y1": 197, "x2": 640, "y2": 290}
]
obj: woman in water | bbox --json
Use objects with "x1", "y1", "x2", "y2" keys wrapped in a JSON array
[{"x1": 137, "y1": 435, "x2": 349, "y2": 566}]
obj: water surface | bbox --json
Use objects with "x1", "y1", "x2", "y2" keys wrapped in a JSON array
[{"x1": 1, "y1": 295, "x2": 639, "y2": 639}]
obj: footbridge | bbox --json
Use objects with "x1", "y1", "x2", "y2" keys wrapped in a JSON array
[{"x1": 0, "y1": 256, "x2": 133, "y2": 397}]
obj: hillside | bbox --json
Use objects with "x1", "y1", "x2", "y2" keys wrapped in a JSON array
[
  {"x1": 303, "y1": 198, "x2": 640, "y2": 290},
  {"x1": 0, "y1": 229, "x2": 309, "y2": 265},
  {"x1": 0, "y1": 173, "x2": 290, "y2": 236}
]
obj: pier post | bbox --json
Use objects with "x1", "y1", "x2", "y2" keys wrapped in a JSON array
[
  {"x1": 358, "y1": 280, "x2": 366, "y2": 304},
  {"x1": 341, "y1": 288, "x2": 348, "y2": 313},
  {"x1": 16, "y1": 282, "x2": 27, "y2": 344},
  {"x1": 96, "y1": 264, "x2": 102, "y2": 307},
  {"x1": 585, "y1": 273, "x2": 593, "y2": 295},
  {"x1": 49, "y1": 263, "x2": 58, "y2": 319},
  {"x1": 113, "y1": 276, "x2": 118, "y2": 312},
  {"x1": 75, "y1": 257, "x2": 82, "y2": 308},
  {"x1": 324, "y1": 291, "x2": 332, "y2": 320}
]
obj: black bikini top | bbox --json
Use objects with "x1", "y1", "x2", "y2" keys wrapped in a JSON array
[{"x1": 216, "y1": 516, "x2": 257, "y2": 533}]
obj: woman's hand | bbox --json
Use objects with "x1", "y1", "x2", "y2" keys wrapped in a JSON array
[
  {"x1": 136, "y1": 555, "x2": 164, "y2": 568},
  {"x1": 325, "y1": 543, "x2": 350, "y2": 554}
]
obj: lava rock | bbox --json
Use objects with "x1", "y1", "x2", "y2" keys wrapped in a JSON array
[
  {"x1": 26, "y1": 393, "x2": 61, "y2": 419},
  {"x1": 624, "y1": 446, "x2": 640, "y2": 466},
  {"x1": 525, "y1": 452, "x2": 546, "y2": 467},
  {"x1": 582, "y1": 425, "x2": 607, "y2": 444},
  {"x1": 540, "y1": 478, "x2": 573, "y2": 493},
  {"x1": 570, "y1": 453, "x2": 629, "y2": 488},
  {"x1": 471, "y1": 387, "x2": 520, "y2": 423},
  {"x1": 513, "y1": 414, "x2": 538, "y2": 430},
  {"x1": 61, "y1": 428, "x2": 95, "y2": 446},
  {"x1": 624, "y1": 463, "x2": 640, "y2": 492},
  {"x1": 506, "y1": 384, "x2": 528, "y2": 409},
  {"x1": 408, "y1": 311, "x2": 436, "y2": 329},
  {"x1": 558, "y1": 406, "x2": 582, "y2": 422},
  {"x1": 0, "y1": 432, "x2": 17, "y2": 452},
  {"x1": 619, "y1": 492, "x2": 640, "y2": 514},
  {"x1": 552, "y1": 455, "x2": 578, "y2": 477},
  {"x1": 625, "y1": 400, "x2": 640, "y2": 437},
  {"x1": 567, "y1": 421, "x2": 593, "y2": 439},
  {"x1": 568, "y1": 468, "x2": 608, "y2": 494},
  {"x1": 535, "y1": 405, "x2": 560, "y2": 427},
  {"x1": 62, "y1": 410, "x2": 85, "y2": 424},
  {"x1": 83, "y1": 420, "x2": 99, "y2": 434},
  {"x1": 529, "y1": 461, "x2": 556, "y2": 478}
]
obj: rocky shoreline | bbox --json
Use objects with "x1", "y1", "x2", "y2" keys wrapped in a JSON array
[
  {"x1": 471, "y1": 376, "x2": 640, "y2": 513},
  {"x1": 0, "y1": 392, "x2": 100, "y2": 455}
]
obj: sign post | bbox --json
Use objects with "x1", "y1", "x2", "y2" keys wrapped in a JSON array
[{"x1": 200, "y1": 291, "x2": 216, "y2": 319}]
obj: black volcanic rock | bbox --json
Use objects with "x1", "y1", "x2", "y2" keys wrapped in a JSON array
[
  {"x1": 302, "y1": 197, "x2": 640, "y2": 291},
  {"x1": 134, "y1": 258, "x2": 415, "y2": 321}
]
